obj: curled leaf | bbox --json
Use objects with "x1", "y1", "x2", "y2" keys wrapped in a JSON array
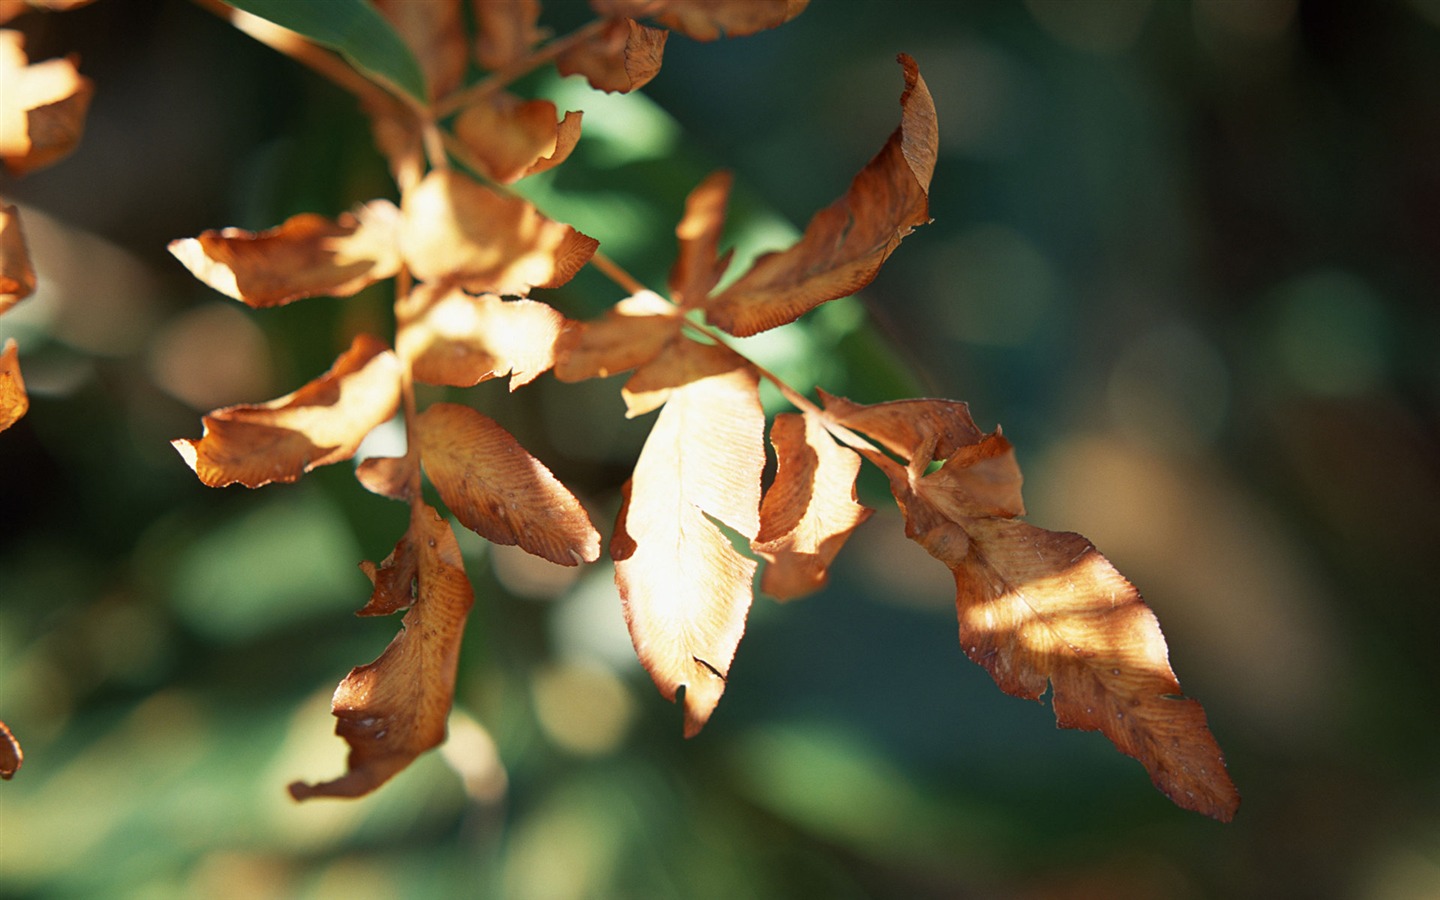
[
  {"x1": 373, "y1": 0, "x2": 467, "y2": 100},
  {"x1": 611, "y1": 340, "x2": 764, "y2": 735},
  {"x1": 553, "y1": 289, "x2": 681, "y2": 382},
  {"x1": 706, "y1": 53, "x2": 936, "y2": 336},
  {"x1": 0, "y1": 337, "x2": 27, "y2": 432},
  {"x1": 0, "y1": 30, "x2": 93, "y2": 176},
  {"x1": 0, "y1": 719, "x2": 19, "y2": 780},
  {"x1": 454, "y1": 95, "x2": 582, "y2": 183},
  {"x1": 754, "y1": 412, "x2": 872, "y2": 600},
  {"x1": 592, "y1": 0, "x2": 808, "y2": 41},
  {"x1": 670, "y1": 170, "x2": 734, "y2": 308},
  {"x1": 472, "y1": 0, "x2": 543, "y2": 70},
  {"x1": 1, "y1": 203, "x2": 35, "y2": 312},
  {"x1": 399, "y1": 285, "x2": 565, "y2": 389},
  {"x1": 355, "y1": 453, "x2": 416, "y2": 502},
  {"x1": 168, "y1": 201, "x2": 402, "y2": 308},
  {"x1": 620, "y1": 328, "x2": 744, "y2": 417},
  {"x1": 400, "y1": 169, "x2": 598, "y2": 295},
  {"x1": 417, "y1": 402, "x2": 600, "y2": 566},
  {"x1": 290, "y1": 503, "x2": 473, "y2": 800},
  {"x1": 820, "y1": 389, "x2": 985, "y2": 464},
  {"x1": 173, "y1": 334, "x2": 402, "y2": 488},
  {"x1": 555, "y1": 17, "x2": 666, "y2": 94}
]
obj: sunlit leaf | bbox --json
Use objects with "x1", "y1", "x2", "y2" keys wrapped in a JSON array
[
  {"x1": 669, "y1": 170, "x2": 734, "y2": 308},
  {"x1": 555, "y1": 16, "x2": 666, "y2": 94},
  {"x1": 454, "y1": 95, "x2": 582, "y2": 183},
  {"x1": 355, "y1": 453, "x2": 415, "y2": 502},
  {"x1": 173, "y1": 334, "x2": 402, "y2": 488},
  {"x1": 398, "y1": 284, "x2": 565, "y2": 389},
  {"x1": 0, "y1": 203, "x2": 34, "y2": 312},
  {"x1": 820, "y1": 388, "x2": 985, "y2": 464},
  {"x1": 706, "y1": 53, "x2": 936, "y2": 336},
  {"x1": 417, "y1": 402, "x2": 600, "y2": 566},
  {"x1": 372, "y1": 0, "x2": 466, "y2": 100},
  {"x1": 0, "y1": 719, "x2": 19, "y2": 780},
  {"x1": 754, "y1": 412, "x2": 872, "y2": 600},
  {"x1": 592, "y1": 0, "x2": 808, "y2": 41},
  {"x1": 552, "y1": 289, "x2": 681, "y2": 382},
  {"x1": 290, "y1": 503, "x2": 473, "y2": 799},
  {"x1": 225, "y1": 0, "x2": 429, "y2": 103},
  {"x1": 0, "y1": 30, "x2": 93, "y2": 176},
  {"x1": 0, "y1": 337, "x2": 27, "y2": 432},
  {"x1": 168, "y1": 201, "x2": 402, "y2": 308},
  {"x1": 399, "y1": 169, "x2": 598, "y2": 295},
  {"x1": 619, "y1": 328, "x2": 744, "y2": 417},
  {"x1": 611, "y1": 340, "x2": 764, "y2": 735},
  {"x1": 472, "y1": 0, "x2": 542, "y2": 70}
]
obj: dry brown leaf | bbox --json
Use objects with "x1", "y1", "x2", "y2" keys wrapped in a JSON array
[
  {"x1": 555, "y1": 17, "x2": 666, "y2": 94},
  {"x1": 611, "y1": 340, "x2": 764, "y2": 735},
  {"x1": 670, "y1": 170, "x2": 734, "y2": 308},
  {"x1": 417, "y1": 402, "x2": 600, "y2": 565},
  {"x1": 373, "y1": 0, "x2": 467, "y2": 99},
  {"x1": 619, "y1": 329, "x2": 746, "y2": 417},
  {"x1": 173, "y1": 334, "x2": 402, "y2": 488},
  {"x1": 706, "y1": 53, "x2": 936, "y2": 336},
  {"x1": 472, "y1": 0, "x2": 543, "y2": 70},
  {"x1": 0, "y1": 203, "x2": 34, "y2": 312},
  {"x1": 552, "y1": 289, "x2": 681, "y2": 382},
  {"x1": 820, "y1": 389, "x2": 985, "y2": 464},
  {"x1": 169, "y1": 201, "x2": 402, "y2": 309},
  {"x1": 290, "y1": 503, "x2": 474, "y2": 800},
  {"x1": 754, "y1": 412, "x2": 872, "y2": 600},
  {"x1": 0, "y1": 30, "x2": 93, "y2": 176},
  {"x1": 398, "y1": 284, "x2": 565, "y2": 389},
  {"x1": 454, "y1": 95, "x2": 582, "y2": 183},
  {"x1": 400, "y1": 169, "x2": 598, "y2": 295},
  {"x1": 355, "y1": 453, "x2": 416, "y2": 502},
  {"x1": 861, "y1": 399, "x2": 1239, "y2": 821},
  {"x1": 592, "y1": 0, "x2": 808, "y2": 41},
  {"x1": 0, "y1": 337, "x2": 27, "y2": 432},
  {"x1": 0, "y1": 719, "x2": 19, "y2": 780}
]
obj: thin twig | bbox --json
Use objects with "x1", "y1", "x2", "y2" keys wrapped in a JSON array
[{"x1": 434, "y1": 19, "x2": 608, "y2": 118}]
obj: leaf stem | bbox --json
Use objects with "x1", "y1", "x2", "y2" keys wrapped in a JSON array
[
  {"x1": 434, "y1": 19, "x2": 608, "y2": 118},
  {"x1": 589, "y1": 252, "x2": 648, "y2": 296}
]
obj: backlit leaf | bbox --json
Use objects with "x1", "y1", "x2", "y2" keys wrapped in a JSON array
[
  {"x1": 173, "y1": 334, "x2": 402, "y2": 488},
  {"x1": 669, "y1": 170, "x2": 734, "y2": 308},
  {"x1": 619, "y1": 328, "x2": 744, "y2": 417},
  {"x1": 555, "y1": 17, "x2": 666, "y2": 94},
  {"x1": 820, "y1": 388, "x2": 985, "y2": 464},
  {"x1": 0, "y1": 338, "x2": 27, "y2": 432},
  {"x1": 0, "y1": 203, "x2": 33, "y2": 312},
  {"x1": 0, "y1": 719, "x2": 19, "y2": 779},
  {"x1": 591, "y1": 0, "x2": 808, "y2": 40},
  {"x1": 611, "y1": 340, "x2": 764, "y2": 735},
  {"x1": 454, "y1": 95, "x2": 582, "y2": 183},
  {"x1": 373, "y1": 0, "x2": 467, "y2": 100},
  {"x1": 706, "y1": 53, "x2": 936, "y2": 336},
  {"x1": 472, "y1": 0, "x2": 542, "y2": 70},
  {"x1": 399, "y1": 169, "x2": 598, "y2": 294},
  {"x1": 225, "y1": 0, "x2": 428, "y2": 104},
  {"x1": 552, "y1": 289, "x2": 681, "y2": 382},
  {"x1": 169, "y1": 201, "x2": 402, "y2": 308},
  {"x1": 417, "y1": 402, "x2": 600, "y2": 566},
  {"x1": 754, "y1": 412, "x2": 872, "y2": 600},
  {"x1": 0, "y1": 30, "x2": 93, "y2": 176},
  {"x1": 290, "y1": 503, "x2": 473, "y2": 799},
  {"x1": 398, "y1": 284, "x2": 565, "y2": 389},
  {"x1": 355, "y1": 453, "x2": 416, "y2": 502}
]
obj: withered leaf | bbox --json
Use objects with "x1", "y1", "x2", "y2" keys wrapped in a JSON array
[
  {"x1": 0, "y1": 30, "x2": 93, "y2": 176},
  {"x1": 355, "y1": 453, "x2": 416, "y2": 502},
  {"x1": 620, "y1": 329, "x2": 746, "y2": 417},
  {"x1": 706, "y1": 53, "x2": 937, "y2": 336},
  {"x1": 472, "y1": 0, "x2": 543, "y2": 70},
  {"x1": 400, "y1": 169, "x2": 598, "y2": 295},
  {"x1": 173, "y1": 334, "x2": 402, "y2": 488},
  {"x1": 169, "y1": 201, "x2": 402, "y2": 309},
  {"x1": 611, "y1": 340, "x2": 764, "y2": 735},
  {"x1": 0, "y1": 337, "x2": 27, "y2": 432},
  {"x1": 399, "y1": 284, "x2": 565, "y2": 389},
  {"x1": 754, "y1": 412, "x2": 872, "y2": 600},
  {"x1": 553, "y1": 289, "x2": 681, "y2": 383},
  {"x1": 592, "y1": 0, "x2": 808, "y2": 41},
  {"x1": 417, "y1": 402, "x2": 600, "y2": 566},
  {"x1": 373, "y1": 0, "x2": 467, "y2": 100},
  {"x1": 555, "y1": 17, "x2": 666, "y2": 94},
  {"x1": 454, "y1": 95, "x2": 582, "y2": 184},
  {"x1": 670, "y1": 170, "x2": 734, "y2": 309},
  {"x1": 869, "y1": 399, "x2": 1239, "y2": 821},
  {"x1": 1, "y1": 203, "x2": 34, "y2": 312},
  {"x1": 820, "y1": 388, "x2": 985, "y2": 465},
  {"x1": 0, "y1": 719, "x2": 19, "y2": 780},
  {"x1": 290, "y1": 503, "x2": 473, "y2": 800}
]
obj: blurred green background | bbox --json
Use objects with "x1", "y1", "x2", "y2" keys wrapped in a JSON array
[{"x1": 3, "y1": 0, "x2": 1439, "y2": 897}]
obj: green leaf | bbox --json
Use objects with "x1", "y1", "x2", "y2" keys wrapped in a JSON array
[{"x1": 225, "y1": 0, "x2": 429, "y2": 104}]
